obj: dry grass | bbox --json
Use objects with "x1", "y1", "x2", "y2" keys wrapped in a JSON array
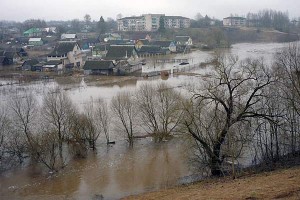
[{"x1": 123, "y1": 166, "x2": 300, "y2": 200}]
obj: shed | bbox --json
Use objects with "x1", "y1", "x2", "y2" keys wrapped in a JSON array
[{"x1": 83, "y1": 60, "x2": 115, "y2": 75}]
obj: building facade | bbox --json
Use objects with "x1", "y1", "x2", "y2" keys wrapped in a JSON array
[
  {"x1": 164, "y1": 16, "x2": 191, "y2": 29},
  {"x1": 223, "y1": 17, "x2": 246, "y2": 27},
  {"x1": 117, "y1": 14, "x2": 190, "y2": 31}
]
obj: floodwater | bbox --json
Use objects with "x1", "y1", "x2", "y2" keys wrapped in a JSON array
[{"x1": 0, "y1": 42, "x2": 296, "y2": 200}]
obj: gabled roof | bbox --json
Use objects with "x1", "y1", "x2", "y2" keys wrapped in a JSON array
[
  {"x1": 83, "y1": 60, "x2": 115, "y2": 70},
  {"x1": 106, "y1": 45, "x2": 136, "y2": 59},
  {"x1": 48, "y1": 42, "x2": 78, "y2": 57},
  {"x1": 23, "y1": 59, "x2": 39, "y2": 66},
  {"x1": 150, "y1": 40, "x2": 173, "y2": 47},
  {"x1": 24, "y1": 28, "x2": 42, "y2": 34},
  {"x1": 138, "y1": 45, "x2": 162, "y2": 54}
]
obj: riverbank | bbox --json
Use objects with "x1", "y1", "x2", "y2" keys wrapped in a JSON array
[{"x1": 124, "y1": 165, "x2": 300, "y2": 199}]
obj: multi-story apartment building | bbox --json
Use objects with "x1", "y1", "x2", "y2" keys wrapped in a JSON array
[
  {"x1": 117, "y1": 14, "x2": 190, "y2": 31},
  {"x1": 164, "y1": 16, "x2": 191, "y2": 29},
  {"x1": 223, "y1": 17, "x2": 246, "y2": 27}
]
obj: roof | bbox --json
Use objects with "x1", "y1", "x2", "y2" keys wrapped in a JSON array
[
  {"x1": 150, "y1": 40, "x2": 173, "y2": 47},
  {"x1": 23, "y1": 59, "x2": 39, "y2": 66},
  {"x1": 48, "y1": 42, "x2": 78, "y2": 57},
  {"x1": 24, "y1": 28, "x2": 42, "y2": 34},
  {"x1": 138, "y1": 45, "x2": 162, "y2": 54},
  {"x1": 165, "y1": 16, "x2": 190, "y2": 20},
  {"x1": 29, "y1": 38, "x2": 42, "y2": 42},
  {"x1": 119, "y1": 16, "x2": 144, "y2": 20},
  {"x1": 83, "y1": 60, "x2": 115, "y2": 70},
  {"x1": 61, "y1": 34, "x2": 77, "y2": 39},
  {"x1": 223, "y1": 17, "x2": 246, "y2": 20},
  {"x1": 106, "y1": 45, "x2": 136, "y2": 59}
]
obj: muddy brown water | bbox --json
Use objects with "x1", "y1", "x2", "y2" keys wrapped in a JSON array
[
  {"x1": 0, "y1": 139, "x2": 192, "y2": 200},
  {"x1": 0, "y1": 42, "x2": 296, "y2": 199}
]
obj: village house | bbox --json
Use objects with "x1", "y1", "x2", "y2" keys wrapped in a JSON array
[
  {"x1": 83, "y1": 60, "x2": 115, "y2": 75},
  {"x1": 47, "y1": 41, "x2": 84, "y2": 70},
  {"x1": 61, "y1": 34, "x2": 77, "y2": 41},
  {"x1": 150, "y1": 40, "x2": 176, "y2": 53},
  {"x1": 103, "y1": 33, "x2": 122, "y2": 42},
  {"x1": 223, "y1": 17, "x2": 246, "y2": 27},
  {"x1": 23, "y1": 28, "x2": 42, "y2": 37},
  {"x1": 0, "y1": 49, "x2": 25, "y2": 65},
  {"x1": 28, "y1": 38, "x2": 44, "y2": 46},
  {"x1": 175, "y1": 36, "x2": 193, "y2": 46},
  {"x1": 135, "y1": 39, "x2": 150, "y2": 50},
  {"x1": 92, "y1": 44, "x2": 109, "y2": 58},
  {"x1": 137, "y1": 45, "x2": 166, "y2": 57},
  {"x1": 21, "y1": 59, "x2": 39, "y2": 71},
  {"x1": 42, "y1": 60, "x2": 63, "y2": 72},
  {"x1": 105, "y1": 45, "x2": 138, "y2": 61}
]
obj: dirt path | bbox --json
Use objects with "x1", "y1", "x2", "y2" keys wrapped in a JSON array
[{"x1": 123, "y1": 166, "x2": 300, "y2": 200}]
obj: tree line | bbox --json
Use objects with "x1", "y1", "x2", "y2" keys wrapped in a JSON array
[{"x1": 1, "y1": 43, "x2": 300, "y2": 177}]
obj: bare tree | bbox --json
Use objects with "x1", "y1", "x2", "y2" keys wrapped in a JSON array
[
  {"x1": 111, "y1": 91, "x2": 137, "y2": 146},
  {"x1": 136, "y1": 83, "x2": 183, "y2": 141},
  {"x1": 95, "y1": 98, "x2": 111, "y2": 144},
  {"x1": 42, "y1": 88, "x2": 75, "y2": 167},
  {"x1": 83, "y1": 101, "x2": 99, "y2": 150},
  {"x1": 9, "y1": 92, "x2": 38, "y2": 157},
  {"x1": 182, "y1": 55, "x2": 273, "y2": 176}
]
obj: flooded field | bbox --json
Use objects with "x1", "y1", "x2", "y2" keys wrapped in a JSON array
[{"x1": 0, "y1": 42, "x2": 296, "y2": 200}]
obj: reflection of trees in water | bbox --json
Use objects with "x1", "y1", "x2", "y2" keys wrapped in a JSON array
[{"x1": 113, "y1": 141, "x2": 184, "y2": 192}]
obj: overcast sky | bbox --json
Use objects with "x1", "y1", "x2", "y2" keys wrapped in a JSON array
[{"x1": 1, "y1": 0, "x2": 299, "y2": 22}]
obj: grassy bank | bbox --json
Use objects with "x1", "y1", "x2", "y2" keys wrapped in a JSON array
[{"x1": 123, "y1": 165, "x2": 300, "y2": 199}]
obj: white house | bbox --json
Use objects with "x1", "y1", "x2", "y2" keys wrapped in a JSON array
[{"x1": 47, "y1": 41, "x2": 84, "y2": 70}]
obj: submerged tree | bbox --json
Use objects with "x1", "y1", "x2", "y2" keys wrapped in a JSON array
[
  {"x1": 111, "y1": 91, "x2": 137, "y2": 146},
  {"x1": 136, "y1": 83, "x2": 183, "y2": 141},
  {"x1": 95, "y1": 98, "x2": 111, "y2": 144},
  {"x1": 42, "y1": 88, "x2": 75, "y2": 167},
  {"x1": 182, "y1": 55, "x2": 273, "y2": 176}
]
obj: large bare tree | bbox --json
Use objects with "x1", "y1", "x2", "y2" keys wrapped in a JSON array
[{"x1": 182, "y1": 55, "x2": 273, "y2": 176}]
